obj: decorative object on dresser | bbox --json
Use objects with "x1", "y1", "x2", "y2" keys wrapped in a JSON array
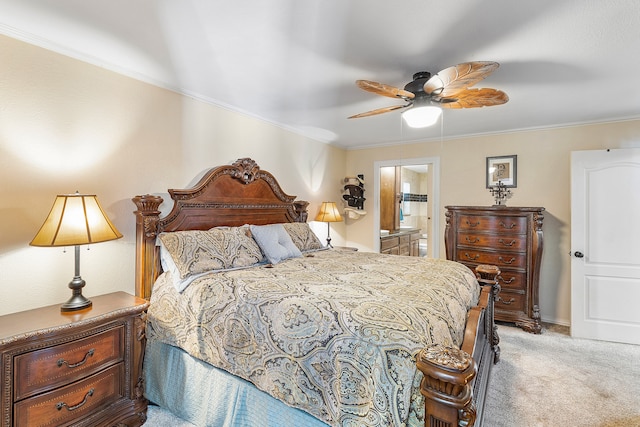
[
  {"x1": 314, "y1": 201, "x2": 343, "y2": 247},
  {"x1": 488, "y1": 181, "x2": 512, "y2": 206},
  {"x1": 30, "y1": 193, "x2": 123, "y2": 312},
  {"x1": 0, "y1": 292, "x2": 149, "y2": 427},
  {"x1": 445, "y1": 205, "x2": 544, "y2": 333}
]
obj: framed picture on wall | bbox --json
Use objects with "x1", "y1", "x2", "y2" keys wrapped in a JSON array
[{"x1": 486, "y1": 155, "x2": 517, "y2": 188}]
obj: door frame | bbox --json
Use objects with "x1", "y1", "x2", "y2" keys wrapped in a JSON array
[{"x1": 374, "y1": 157, "x2": 440, "y2": 256}]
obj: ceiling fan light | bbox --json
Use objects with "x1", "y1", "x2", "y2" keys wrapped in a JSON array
[{"x1": 402, "y1": 106, "x2": 442, "y2": 128}]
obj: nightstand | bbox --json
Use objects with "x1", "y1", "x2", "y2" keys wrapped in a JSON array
[{"x1": 0, "y1": 292, "x2": 149, "y2": 427}]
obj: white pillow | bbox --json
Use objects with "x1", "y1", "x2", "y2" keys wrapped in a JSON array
[{"x1": 250, "y1": 224, "x2": 302, "y2": 264}]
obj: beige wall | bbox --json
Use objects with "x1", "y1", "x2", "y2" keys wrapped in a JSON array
[
  {"x1": 344, "y1": 121, "x2": 640, "y2": 325},
  {"x1": 0, "y1": 35, "x2": 346, "y2": 315}
]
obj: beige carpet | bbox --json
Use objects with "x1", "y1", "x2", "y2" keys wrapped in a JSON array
[
  {"x1": 483, "y1": 323, "x2": 640, "y2": 427},
  {"x1": 143, "y1": 324, "x2": 640, "y2": 426}
]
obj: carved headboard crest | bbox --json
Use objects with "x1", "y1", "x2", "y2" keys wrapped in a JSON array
[{"x1": 230, "y1": 157, "x2": 261, "y2": 184}]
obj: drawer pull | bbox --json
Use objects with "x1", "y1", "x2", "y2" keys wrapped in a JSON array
[
  {"x1": 57, "y1": 349, "x2": 94, "y2": 368},
  {"x1": 498, "y1": 256, "x2": 516, "y2": 264},
  {"x1": 498, "y1": 239, "x2": 516, "y2": 246},
  {"x1": 465, "y1": 220, "x2": 480, "y2": 227},
  {"x1": 465, "y1": 236, "x2": 479, "y2": 243},
  {"x1": 56, "y1": 388, "x2": 94, "y2": 411},
  {"x1": 498, "y1": 275, "x2": 515, "y2": 284},
  {"x1": 497, "y1": 296, "x2": 516, "y2": 305},
  {"x1": 498, "y1": 221, "x2": 516, "y2": 229},
  {"x1": 463, "y1": 252, "x2": 480, "y2": 260}
]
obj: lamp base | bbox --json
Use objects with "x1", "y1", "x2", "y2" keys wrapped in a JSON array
[
  {"x1": 61, "y1": 275, "x2": 92, "y2": 312},
  {"x1": 61, "y1": 294, "x2": 92, "y2": 312}
]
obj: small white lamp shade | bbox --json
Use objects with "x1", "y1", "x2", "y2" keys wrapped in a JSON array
[{"x1": 402, "y1": 105, "x2": 442, "y2": 128}]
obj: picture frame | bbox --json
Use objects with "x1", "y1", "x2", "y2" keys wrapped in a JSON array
[{"x1": 486, "y1": 155, "x2": 517, "y2": 188}]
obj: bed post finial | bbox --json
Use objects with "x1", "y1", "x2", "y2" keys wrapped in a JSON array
[
  {"x1": 133, "y1": 195, "x2": 163, "y2": 299},
  {"x1": 294, "y1": 201, "x2": 309, "y2": 222},
  {"x1": 417, "y1": 344, "x2": 477, "y2": 427}
]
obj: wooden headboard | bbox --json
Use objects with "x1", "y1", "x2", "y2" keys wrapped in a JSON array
[{"x1": 132, "y1": 158, "x2": 309, "y2": 299}]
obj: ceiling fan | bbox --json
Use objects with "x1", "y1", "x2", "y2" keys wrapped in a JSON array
[{"x1": 348, "y1": 61, "x2": 508, "y2": 127}]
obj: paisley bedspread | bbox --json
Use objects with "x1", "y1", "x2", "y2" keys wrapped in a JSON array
[{"x1": 146, "y1": 249, "x2": 480, "y2": 427}]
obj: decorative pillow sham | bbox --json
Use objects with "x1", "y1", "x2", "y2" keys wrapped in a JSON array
[
  {"x1": 249, "y1": 223, "x2": 302, "y2": 264},
  {"x1": 158, "y1": 226, "x2": 264, "y2": 281},
  {"x1": 282, "y1": 222, "x2": 324, "y2": 252}
]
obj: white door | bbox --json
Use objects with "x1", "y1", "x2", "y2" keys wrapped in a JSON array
[{"x1": 571, "y1": 148, "x2": 640, "y2": 344}]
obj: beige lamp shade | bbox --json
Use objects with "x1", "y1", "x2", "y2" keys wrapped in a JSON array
[
  {"x1": 315, "y1": 201, "x2": 343, "y2": 223},
  {"x1": 30, "y1": 193, "x2": 123, "y2": 247}
]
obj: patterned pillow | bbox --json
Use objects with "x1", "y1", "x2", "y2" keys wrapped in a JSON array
[
  {"x1": 249, "y1": 224, "x2": 302, "y2": 264},
  {"x1": 282, "y1": 222, "x2": 324, "y2": 252},
  {"x1": 158, "y1": 227, "x2": 263, "y2": 280}
]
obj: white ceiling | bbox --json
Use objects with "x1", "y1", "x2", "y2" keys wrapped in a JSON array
[{"x1": 2, "y1": 0, "x2": 639, "y2": 149}]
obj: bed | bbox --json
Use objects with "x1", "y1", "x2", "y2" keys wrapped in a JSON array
[{"x1": 132, "y1": 158, "x2": 501, "y2": 427}]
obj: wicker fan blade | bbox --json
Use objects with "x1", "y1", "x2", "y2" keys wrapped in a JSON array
[
  {"x1": 348, "y1": 103, "x2": 411, "y2": 119},
  {"x1": 356, "y1": 80, "x2": 416, "y2": 100},
  {"x1": 436, "y1": 88, "x2": 509, "y2": 109},
  {"x1": 424, "y1": 62, "x2": 499, "y2": 97}
]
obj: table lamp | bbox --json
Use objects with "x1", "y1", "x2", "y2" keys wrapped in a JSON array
[
  {"x1": 315, "y1": 201, "x2": 343, "y2": 248},
  {"x1": 30, "y1": 192, "x2": 123, "y2": 312}
]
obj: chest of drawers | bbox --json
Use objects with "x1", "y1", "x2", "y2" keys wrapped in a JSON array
[
  {"x1": 445, "y1": 206, "x2": 544, "y2": 333},
  {"x1": 0, "y1": 292, "x2": 149, "y2": 426}
]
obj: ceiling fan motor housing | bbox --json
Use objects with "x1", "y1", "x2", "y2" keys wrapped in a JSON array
[{"x1": 404, "y1": 72, "x2": 432, "y2": 96}]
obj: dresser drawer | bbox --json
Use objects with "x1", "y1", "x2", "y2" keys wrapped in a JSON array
[
  {"x1": 14, "y1": 362, "x2": 124, "y2": 427},
  {"x1": 495, "y1": 291, "x2": 526, "y2": 313},
  {"x1": 457, "y1": 215, "x2": 527, "y2": 234},
  {"x1": 14, "y1": 326, "x2": 124, "y2": 400},
  {"x1": 496, "y1": 270, "x2": 527, "y2": 292},
  {"x1": 457, "y1": 232, "x2": 527, "y2": 252},
  {"x1": 456, "y1": 249, "x2": 526, "y2": 269}
]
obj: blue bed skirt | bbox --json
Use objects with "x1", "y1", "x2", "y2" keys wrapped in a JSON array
[{"x1": 144, "y1": 339, "x2": 330, "y2": 427}]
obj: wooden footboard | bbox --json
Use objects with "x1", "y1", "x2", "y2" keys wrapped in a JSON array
[{"x1": 416, "y1": 265, "x2": 500, "y2": 427}]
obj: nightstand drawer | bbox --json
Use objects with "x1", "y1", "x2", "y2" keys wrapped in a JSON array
[
  {"x1": 14, "y1": 363, "x2": 124, "y2": 427},
  {"x1": 14, "y1": 325, "x2": 124, "y2": 400}
]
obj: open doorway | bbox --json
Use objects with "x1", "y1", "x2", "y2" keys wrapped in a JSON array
[{"x1": 374, "y1": 157, "x2": 440, "y2": 258}]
